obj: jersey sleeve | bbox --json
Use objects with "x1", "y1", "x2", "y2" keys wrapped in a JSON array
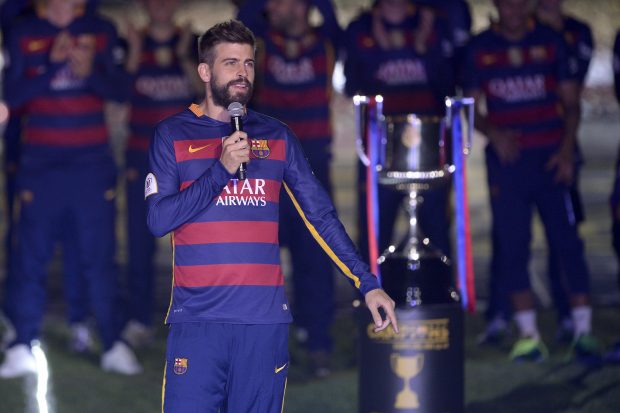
[
  {"x1": 342, "y1": 20, "x2": 363, "y2": 97},
  {"x1": 146, "y1": 122, "x2": 233, "y2": 237},
  {"x1": 461, "y1": 38, "x2": 481, "y2": 94},
  {"x1": 575, "y1": 23, "x2": 594, "y2": 84},
  {"x1": 555, "y1": 30, "x2": 578, "y2": 83},
  {"x1": 282, "y1": 127, "x2": 380, "y2": 295}
]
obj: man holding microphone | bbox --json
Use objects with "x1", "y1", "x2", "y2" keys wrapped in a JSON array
[{"x1": 146, "y1": 19, "x2": 398, "y2": 412}]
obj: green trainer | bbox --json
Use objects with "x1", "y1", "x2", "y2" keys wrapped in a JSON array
[
  {"x1": 569, "y1": 334, "x2": 602, "y2": 365},
  {"x1": 509, "y1": 337, "x2": 548, "y2": 362}
]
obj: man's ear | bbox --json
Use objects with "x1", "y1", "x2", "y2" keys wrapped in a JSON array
[{"x1": 197, "y1": 62, "x2": 210, "y2": 83}]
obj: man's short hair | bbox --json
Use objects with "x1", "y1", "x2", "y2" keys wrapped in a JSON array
[{"x1": 198, "y1": 20, "x2": 256, "y2": 66}]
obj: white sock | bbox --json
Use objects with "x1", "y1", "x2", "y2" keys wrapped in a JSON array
[
  {"x1": 571, "y1": 305, "x2": 592, "y2": 338},
  {"x1": 514, "y1": 310, "x2": 539, "y2": 340}
]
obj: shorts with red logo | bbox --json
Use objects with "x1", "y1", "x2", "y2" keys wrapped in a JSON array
[{"x1": 163, "y1": 321, "x2": 289, "y2": 413}]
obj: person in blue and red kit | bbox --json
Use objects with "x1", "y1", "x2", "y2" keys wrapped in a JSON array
[
  {"x1": 120, "y1": 0, "x2": 201, "y2": 349},
  {"x1": 0, "y1": 0, "x2": 142, "y2": 377},
  {"x1": 607, "y1": 29, "x2": 620, "y2": 363},
  {"x1": 480, "y1": 0, "x2": 595, "y2": 346},
  {"x1": 0, "y1": 0, "x2": 117, "y2": 354},
  {"x1": 148, "y1": 20, "x2": 397, "y2": 412},
  {"x1": 464, "y1": 0, "x2": 600, "y2": 362},
  {"x1": 237, "y1": 0, "x2": 340, "y2": 378},
  {"x1": 342, "y1": 0, "x2": 455, "y2": 266}
]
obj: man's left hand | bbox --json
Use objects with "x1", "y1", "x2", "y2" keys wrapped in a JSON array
[
  {"x1": 365, "y1": 289, "x2": 399, "y2": 333},
  {"x1": 546, "y1": 146, "x2": 574, "y2": 185}
]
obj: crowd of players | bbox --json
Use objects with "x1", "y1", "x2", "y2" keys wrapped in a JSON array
[{"x1": 0, "y1": 0, "x2": 618, "y2": 379}]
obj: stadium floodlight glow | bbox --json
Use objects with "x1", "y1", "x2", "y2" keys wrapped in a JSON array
[{"x1": 31, "y1": 341, "x2": 52, "y2": 413}]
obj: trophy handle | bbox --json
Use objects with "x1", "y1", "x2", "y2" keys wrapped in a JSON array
[
  {"x1": 444, "y1": 96, "x2": 475, "y2": 156},
  {"x1": 354, "y1": 95, "x2": 371, "y2": 167},
  {"x1": 354, "y1": 95, "x2": 384, "y2": 167}
]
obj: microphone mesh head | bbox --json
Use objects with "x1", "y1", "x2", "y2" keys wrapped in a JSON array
[{"x1": 227, "y1": 102, "x2": 244, "y2": 117}]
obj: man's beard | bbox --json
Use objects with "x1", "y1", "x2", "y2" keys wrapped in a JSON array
[{"x1": 211, "y1": 74, "x2": 253, "y2": 108}]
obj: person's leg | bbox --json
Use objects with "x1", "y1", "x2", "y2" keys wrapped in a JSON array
[
  {"x1": 163, "y1": 322, "x2": 230, "y2": 413},
  {"x1": 1, "y1": 115, "x2": 21, "y2": 330},
  {"x1": 485, "y1": 147, "x2": 546, "y2": 361},
  {"x1": 0, "y1": 170, "x2": 58, "y2": 377},
  {"x1": 72, "y1": 161, "x2": 141, "y2": 373},
  {"x1": 536, "y1": 174, "x2": 593, "y2": 342},
  {"x1": 357, "y1": 160, "x2": 404, "y2": 262},
  {"x1": 222, "y1": 324, "x2": 289, "y2": 413},
  {"x1": 72, "y1": 162, "x2": 121, "y2": 352},
  {"x1": 123, "y1": 152, "x2": 157, "y2": 346},
  {"x1": 546, "y1": 165, "x2": 583, "y2": 340},
  {"x1": 285, "y1": 147, "x2": 334, "y2": 375},
  {"x1": 61, "y1": 213, "x2": 93, "y2": 353},
  {"x1": 62, "y1": 212, "x2": 89, "y2": 325}
]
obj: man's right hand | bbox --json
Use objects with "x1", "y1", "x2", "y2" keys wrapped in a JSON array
[
  {"x1": 220, "y1": 132, "x2": 250, "y2": 174},
  {"x1": 488, "y1": 127, "x2": 521, "y2": 164}
]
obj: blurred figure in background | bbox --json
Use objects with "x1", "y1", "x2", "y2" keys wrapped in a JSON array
[
  {"x1": 120, "y1": 0, "x2": 200, "y2": 349},
  {"x1": 464, "y1": 0, "x2": 599, "y2": 363},
  {"x1": 536, "y1": 0, "x2": 593, "y2": 342},
  {"x1": 237, "y1": 0, "x2": 340, "y2": 378},
  {"x1": 480, "y1": 0, "x2": 595, "y2": 345},
  {"x1": 0, "y1": 0, "x2": 36, "y2": 349},
  {"x1": 607, "y1": 29, "x2": 620, "y2": 363},
  {"x1": 342, "y1": 0, "x2": 455, "y2": 268},
  {"x1": 0, "y1": 0, "x2": 110, "y2": 355},
  {"x1": 415, "y1": 0, "x2": 472, "y2": 86},
  {"x1": 0, "y1": 0, "x2": 141, "y2": 377}
]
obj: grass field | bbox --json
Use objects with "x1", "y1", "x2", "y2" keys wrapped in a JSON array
[{"x1": 1, "y1": 307, "x2": 619, "y2": 413}]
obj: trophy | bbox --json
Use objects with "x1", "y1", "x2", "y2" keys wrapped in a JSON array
[
  {"x1": 354, "y1": 96, "x2": 475, "y2": 307},
  {"x1": 391, "y1": 353, "x2": 424, "y2": 409}
]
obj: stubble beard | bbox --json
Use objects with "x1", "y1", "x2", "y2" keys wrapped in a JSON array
[{"x1": 211, "y1": 73, "x2": 253, "y2": 108}]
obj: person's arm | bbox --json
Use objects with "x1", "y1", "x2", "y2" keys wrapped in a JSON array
[
  {"x1": 547, "y1": 79, "x2": 580, "y2": 184},
  {"x1": 342, "y1": 20, "x2": 363, "y2": 97},
  {"x1": 3, "y1": 24, "x2": 62, "y2": 108},
  {"x1": 82, "y1": 19, "x2": 131, "y2": 102},
  {"x1": 313, "y1": 0, "x2": 342, "y2": 43},
  {"x1": 282, "y1": 129, "x2": 397, "y2": 332},
  {"x1": 545, "y1": 31, "x2": 581, "y2": 184},
  {"x1": 282, "y1": 129, "x2": 378, "y2": 293},
  {"x1": 575, "y1": 22, "x2": 594, "y2": 87},
  {"x1": 146, "y1": 123, "x2": 235, "y2": 237}
]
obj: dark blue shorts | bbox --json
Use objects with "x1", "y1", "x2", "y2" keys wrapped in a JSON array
[{"x1": 163, "y1": 322, "x2": 289, "y2": 413}]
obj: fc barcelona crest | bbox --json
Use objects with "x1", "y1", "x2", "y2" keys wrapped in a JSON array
[
  {"x1": 173, "y1": 358, "x2": 188, "y2": 375},
  {"x1": 251, "y1": 139, "x2": 270, "y2": 159},
  {"x1": 508, "y1": 47, "x2": 523, "y2": 67}
]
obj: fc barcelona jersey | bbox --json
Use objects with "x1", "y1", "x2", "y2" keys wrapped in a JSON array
[{"x1": 147, "y1": 104, "x2": 380, "y2": 324}]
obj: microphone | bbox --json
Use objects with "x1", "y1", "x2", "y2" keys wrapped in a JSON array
[{"x1": 227, "y1": 101, "x2": 247, "y2": 180}]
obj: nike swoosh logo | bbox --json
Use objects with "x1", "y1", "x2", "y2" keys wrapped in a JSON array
[
  {"x1": 188, "y1": 144, "x2": 211, "y2": 153},
  {"x1": 275, "y1": 363, "x2": 288, "y2": 374}
]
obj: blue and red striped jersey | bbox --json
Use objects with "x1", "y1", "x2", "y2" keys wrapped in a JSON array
[
  {"x1": 147, "y1": 104, "x2": 380, "y2": 324},
  {"x1": 613, "y1": 31, "x2": 620, "y2": 103},
  {"x1": 238, "y1": 0, "x2": 339, "y2": 145},
  {"x1": 343, "y1": 9, "x2": 454, "y2": 116},
  {"x1": 463, "y1": 20, "x2": 577, "y2": 148},
  {"x1": 4, "y1": 11, "x2": 126, "y2": 163},
  {"x1": 252, "y1": 29, "x2": 335, "y2": 144},
  {"x1": 127, "y1": 31, "x2": 197, "y2": 152}
]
